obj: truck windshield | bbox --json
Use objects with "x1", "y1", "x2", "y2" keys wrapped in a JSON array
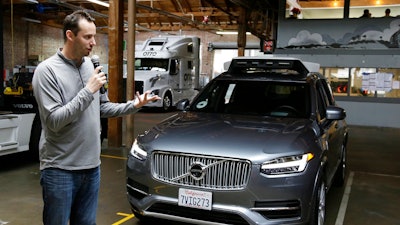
[
  {"x1": 190, "y1": 80, "x2": 311, "y2": 118},
  {"x1": 135, "y1": 58, "x2": 169, "y2": 71}
]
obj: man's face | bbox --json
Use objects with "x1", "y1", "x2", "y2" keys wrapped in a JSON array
[{"x1": 72, "y1": 19, "x2": 96, "y2": 58}]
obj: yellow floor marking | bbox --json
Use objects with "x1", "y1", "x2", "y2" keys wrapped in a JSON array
[
  {"x1": 112, "y1": 212, "x2": 135, "y2": 225},
  {"x1": 100, "y1": 154, "x2": 127, "y2": 160}
]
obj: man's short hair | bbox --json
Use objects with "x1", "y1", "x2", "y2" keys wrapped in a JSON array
[{"x1": 63, "y1": 10, "x2": 95, "y2": 42}]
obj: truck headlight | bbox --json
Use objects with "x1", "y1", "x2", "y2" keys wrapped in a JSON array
[
  {"x1": 151, "y1": 89, "x2": 159, "y2": 96},
  {"x1": 130, "y1": 139, "x2": 147, "y2": 161},
  {"x1": 261, "y1": 153, "x2": 314, "y2": 175}
]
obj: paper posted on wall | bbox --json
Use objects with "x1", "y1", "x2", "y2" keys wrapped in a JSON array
[{"x1": 362, "y1": 72, "x2": 393, "y2": 92}]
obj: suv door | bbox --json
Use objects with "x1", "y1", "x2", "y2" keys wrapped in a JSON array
[{"x1": 316, "y1": 79, "x2": 341, "y2": 185}]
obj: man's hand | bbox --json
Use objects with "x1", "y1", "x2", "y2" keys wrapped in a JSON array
[
  {"x1": 86, "y1": 66, "x2": 107, "y2": 93},
  {"x1": 134, "y1": 91, "x2": 161, "y2": 108}
]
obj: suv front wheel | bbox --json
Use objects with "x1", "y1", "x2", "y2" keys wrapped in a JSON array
[{"x1": 310, "y1": 178, "x2": 326, "y2": 225}]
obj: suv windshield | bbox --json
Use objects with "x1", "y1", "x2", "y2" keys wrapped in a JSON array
[{"x1": 191, "y1": 80, "x2": 310, "y2": 118}]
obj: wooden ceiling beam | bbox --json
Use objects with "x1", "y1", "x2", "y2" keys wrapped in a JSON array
[
  {"x1": 5, "y1": 0, "x2": 276, "y2": 39},
  {"x1": 134, "y1": 11, "x2": 238, "y2": 18},
  {"x1": 135, "y1": 23, "x2": 238, "y2": 31}
]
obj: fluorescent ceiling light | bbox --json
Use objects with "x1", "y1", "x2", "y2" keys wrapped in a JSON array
[
  {"x1": 22, "y1": 17, "x2": 41, "y2": 23},
  {"x1": 87, "y1": 0, "x2": 109, "y2": 8},
  {"x1": 24, "y1": 0, "x2": 39, "y2": 4},
  {"x1": 216, "y1": 31, "x2": 252, "y2": 35}
]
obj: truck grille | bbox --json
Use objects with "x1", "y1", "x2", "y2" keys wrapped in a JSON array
[{"x1": 151, "y1": 151, "x2": 251, "y2": 190}]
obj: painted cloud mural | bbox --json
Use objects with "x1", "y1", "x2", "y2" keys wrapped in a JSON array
[{"x1": 285, "y1": 19, "x2": 400, "y2": 49}]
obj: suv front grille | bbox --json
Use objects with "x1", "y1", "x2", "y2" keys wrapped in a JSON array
[{"x1": 151, "y1": 151, "x2": 251, "y2": 190}]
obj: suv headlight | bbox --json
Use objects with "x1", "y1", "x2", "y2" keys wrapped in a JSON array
[
  {"x1": 130, "y1": 139, "x2": 147, "y2": 161},
  {"x1": 261, "y1": 153, "x2": 314, "y2": 175}
]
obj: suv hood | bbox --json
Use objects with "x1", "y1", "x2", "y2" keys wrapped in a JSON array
[{"x1": 140, "y1": 112, "x2": 317, "y2": 162}]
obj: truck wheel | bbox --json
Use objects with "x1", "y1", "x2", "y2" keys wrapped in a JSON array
[
  {"x1": 29, "y1": 114, "x2": 42, "y2": 162},
  {"x1": 162, "y1": 93, "x2": 172, "y2": 111}
]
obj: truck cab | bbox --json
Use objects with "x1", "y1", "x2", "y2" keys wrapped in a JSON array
[{"x1": 132, "y1": 36, "x2": 200, "y2": 111}]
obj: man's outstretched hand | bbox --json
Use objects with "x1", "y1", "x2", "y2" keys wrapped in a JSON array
[{"x1": 134, "y1": 91, "x2": 161, "y2": 108}]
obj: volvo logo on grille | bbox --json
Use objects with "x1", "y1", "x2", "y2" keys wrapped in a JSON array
[{"x1": 189, "y1": 162, "x2": 206, "y2": 180}]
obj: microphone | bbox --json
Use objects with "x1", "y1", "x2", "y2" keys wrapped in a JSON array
[{"x1": 91, "y1": 55, "x2": 106, "y2": 94}]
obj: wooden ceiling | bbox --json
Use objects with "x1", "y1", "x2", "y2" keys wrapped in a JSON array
[
  {"x1": 2, "y1": 0, "x2": 280, "y2": 39},
  {"x1": 4, "y1": 0, "x2": 399, "y2": 38}
]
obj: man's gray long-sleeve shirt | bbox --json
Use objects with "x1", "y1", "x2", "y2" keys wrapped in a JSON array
[{"x1": 32, "y1": 50, "x2": 139, "y2": 171}]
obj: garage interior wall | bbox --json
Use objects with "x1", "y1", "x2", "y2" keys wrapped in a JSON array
[
  {"x1": 2, "y1": 16, "x2": 109, "y2": 69},
  {"x1": 2, "y1": 15, "x2": 260, "y2": 80},
  {"x1": 3, "y1": 14, "x2": 400, "y2": 129}
]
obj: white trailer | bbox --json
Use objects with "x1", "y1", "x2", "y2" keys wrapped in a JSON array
[
  {"x1": 0, "y1": 112, "x2": 40, "y2": 157},
  {"x1": 0, "y1": 69, "x2": 41, "y2": 159},
  {"x1": 131, "y1": 36, "x2": 201, "y2": 111}
]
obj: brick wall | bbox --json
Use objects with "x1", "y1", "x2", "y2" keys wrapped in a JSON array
[
  {"x1": 3, "y1": 16, "x2": 108, "y2": 71},
  {"x1": 3, "y1": 15, "x2": 259, "y2": 80}
]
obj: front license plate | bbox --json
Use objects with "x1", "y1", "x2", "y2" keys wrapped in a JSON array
[{"x1": 178, "y1": 188, "x2": 212, "y2": 210}]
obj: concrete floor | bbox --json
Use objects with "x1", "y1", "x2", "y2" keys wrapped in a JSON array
[{"x1": 0, "y1": 111, "x2": 399, "y2": 225}]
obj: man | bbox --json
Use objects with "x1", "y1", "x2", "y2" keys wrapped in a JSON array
[
  {"x1": 32, "y1": 10, "x2": 160, "y2": 225},
  {"x1": 360, "y1": 9, "x2": 371, "y2": 18},
  {"x1": 383, "y1": 8, "x2": 393, "y2": 18}
]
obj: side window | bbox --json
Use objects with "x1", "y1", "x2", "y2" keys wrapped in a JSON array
[
  {"x1": 169, "y1": 59, "x2": 180, "y2": 75},
  {"x1": 320, "y1": 79, "x2": 334, "y2": 105},
  {"x1": 316, "y1": 81, "x2": 329, "y2": 120},
  {"x1": 187, "y1": 42, "x2": 193, "y2": 53}
]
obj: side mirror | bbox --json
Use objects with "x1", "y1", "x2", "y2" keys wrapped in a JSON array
[
  {"x1": 326, "y1": 106, "x2": 346, "y2": 120},
  {"x1": 176, "y1": 99, "x2": 190, "y2": 111}
]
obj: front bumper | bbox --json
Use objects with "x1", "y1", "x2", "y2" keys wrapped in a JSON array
[{"x1": 126, "y1": 154, "x2": 320, "y2": 225}]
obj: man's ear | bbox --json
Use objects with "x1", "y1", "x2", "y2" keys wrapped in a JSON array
[{"x1": 65, "y1": 30, "x2": 74, "y2": 41}]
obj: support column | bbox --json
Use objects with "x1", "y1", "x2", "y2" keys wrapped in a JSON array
[
  {"x1": 125, "y1": 0, "x2": 136, "y2": 147},
  {"x1": 237, "y1": 7, "x2": 247, "y2": 57},
  {"x1": 107, "y1": 0, "x2": 124, "y2": 147}
]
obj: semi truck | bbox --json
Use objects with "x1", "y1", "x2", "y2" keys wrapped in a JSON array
[
  {"x1": 0, "y1": 67, "x2": 41, "y2": 159},
  {"x1": 129, "y1": 36, "x2": 201, "y2": 111}
]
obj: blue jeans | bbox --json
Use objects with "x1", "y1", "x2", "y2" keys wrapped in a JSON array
[{"x1": 40, "y1": 167, "x2": 100, "y2": 225}]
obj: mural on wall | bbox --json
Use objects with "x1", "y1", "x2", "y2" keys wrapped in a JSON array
[{"x1": 281, "y1": 19, "x2": 400, "y2": 49}]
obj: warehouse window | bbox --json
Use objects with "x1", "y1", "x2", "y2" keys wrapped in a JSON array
[
  {"x1": 322, "y1": 67, "x2": 400, "y2": 98},
  {"x1": 285, "y1": 0, "x2": 344, "y2": 19},
  {"x1": 286, "y1": 1, "x2": 400, "y2": 19},
  {"x1": 349, "y1": 2, "x2": 400, "y2": 18}
]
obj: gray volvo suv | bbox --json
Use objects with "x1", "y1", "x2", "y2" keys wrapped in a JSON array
[{"x1": 126, "y1": 56, "x2": 349, "y2": 225}]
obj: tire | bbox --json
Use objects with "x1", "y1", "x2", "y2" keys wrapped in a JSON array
[
  {"x1": 28, "y1": 114, "x2": 42, "y2": 162},
  {"x1": 162, "y1": 93, "x2": 172, "y2": 112},
  {"x1": 310, "y1": 179, "x2": 326, "y2": 225},
  {"x1": 333, "y1": 144, "x2": 346, "y2": 186}
]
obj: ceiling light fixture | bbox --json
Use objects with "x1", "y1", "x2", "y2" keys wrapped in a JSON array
[
  {"x1": 21, "y1": 17, "x2": 41, "y2": 23},
  {"x1": 216, "y1": 31, "x2": 251, "y2": 35},
  {"x1": 24, "y1": 0, "x2": 39, "y2": 4},
  {"x1": 87, "y1": 0, "x2": 109, "y2": 8}
]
